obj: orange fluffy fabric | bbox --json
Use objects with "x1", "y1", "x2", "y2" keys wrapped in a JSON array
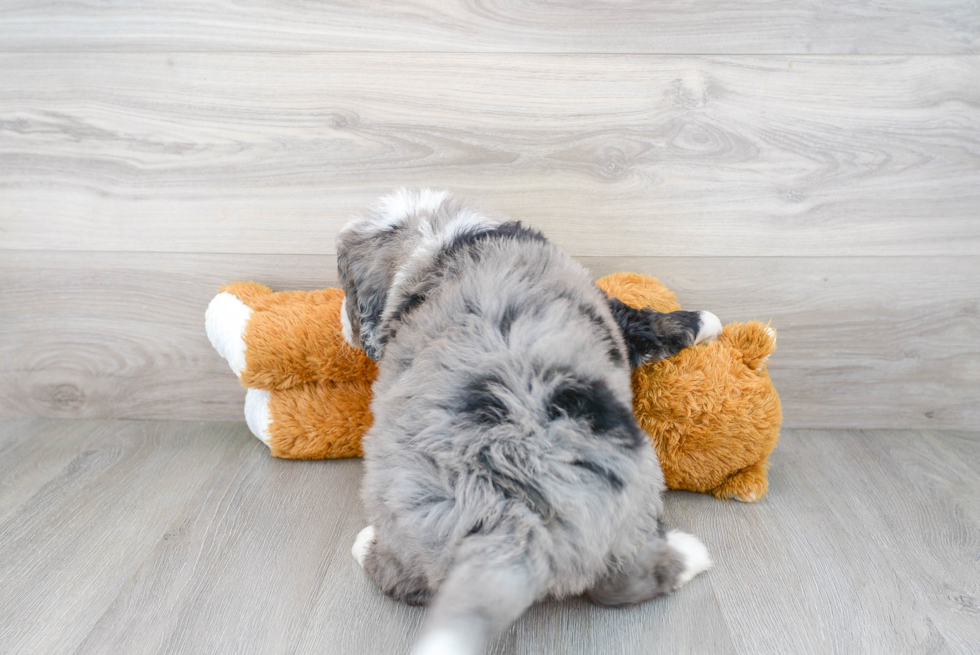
[{"x1": 217, "y1": 273, "x2": 781, "y2": 500}]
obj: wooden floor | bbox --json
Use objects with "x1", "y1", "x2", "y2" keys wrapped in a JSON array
[{"x1": 1, "y1": 419, "x2": 977, "y2": 654}]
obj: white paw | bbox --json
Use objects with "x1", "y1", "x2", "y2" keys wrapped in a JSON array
[
  {"x1": 694, "y1": 311, "x2": 723, "y2": 345},
  {"x1": 413, "y1": 629, "x2": 477, "y2": 655},
  {"x1": 352, "y1": 525, "x2": 376, "y2": 568},
  {"x1": 244, "y1": 388, "x2": 272, "y2": 446},
  {"x1": 205, "y1": 292, "x2": 252, "y2": 378},
  {"x1": 667, "y1": 530, "x2": 713, "y2": 587}
]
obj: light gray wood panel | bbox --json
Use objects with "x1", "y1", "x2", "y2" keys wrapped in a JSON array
[
  {"x1": 1, "y1": 420, "x2": 977, "y2": 654},
  {"x1": 0, "y1": 420, "x2": 247, "y2": 655},
  {"x1": 2, "y1": 251, "x2": 977, "y2": 430},
  {"x1": 71, "y1": 433, "x2": 368, "y2": 655},
  {"x1": 2, "y1": 54, "x2": 978, "y2": 257},
  {"x1": 0, "y1": 418, "x2": 104, "y2": 527},
  {"x1": 0, "y1": 1, "x2": 976, "y2": 54}
]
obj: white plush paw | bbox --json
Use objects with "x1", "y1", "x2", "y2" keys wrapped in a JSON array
[
  {"x1": 667, "y1": 530, "x2": 713, "y2": 587},
  {"x1": 352, "y1": 525, "x2": 376, "y2": 568},
  {"x1": 205, "y1": 292, "x2": 252, "y2": 378},
  {"x1": 694, "y1": 311, "x2": 723, "y2": 345},
  {"x1": 244, "y1": 388, "x2": 272, "y2": 446}
]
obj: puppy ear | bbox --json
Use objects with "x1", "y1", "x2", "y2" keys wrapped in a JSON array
[
  {"x1": 337, "y1": 249, "x2": 389, "y2": 361},
  {"x1": 337, "y1": 230, "x2": 394, "y2": 361}
]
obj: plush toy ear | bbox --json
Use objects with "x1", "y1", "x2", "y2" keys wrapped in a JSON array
[
  {"x1": 720, "y1": 321, "x2": 777, "y2": 371},
  {"x1": 594, "y1": 272, "x2": 681, "y2": 313}
]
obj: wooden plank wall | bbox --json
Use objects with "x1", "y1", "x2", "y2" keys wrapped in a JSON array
[{"x1": 1, "y1": 3, "x2": 978, "y2": 430}]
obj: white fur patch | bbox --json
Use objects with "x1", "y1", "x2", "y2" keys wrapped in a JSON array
[
  {"x1": 413, "y1": 629, "x2": 479, "y2": 655},
  {"x1": 340, "y1": 297, "x2": 355, "y2": 346},
  {"x1": 694, "y1": 311, "x2": 723, "y2": 345},
  {"x1": 244, "y1": 388, "x2": 272, "y2": 446},
  {"x1": 205, "y1": 292, "x2": 252, "y2": 378},
  {"x1": 667, "y1": 530, "x2": 713, "y2": 587},
  {"x1": 377, "y1": 188, "x2": 449, "y2": 228},
  {"x1": 352, "y1": 525, "x2": 376, "y2": 568}
]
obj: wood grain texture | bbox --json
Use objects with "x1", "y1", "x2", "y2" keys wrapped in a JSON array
[
  {"x1": 1, "y1": 251, "x2": 977, "y2": 430},
  {"x1": 0, "y1": 420, "x2": 249, "y2": 655},
  {"x1": 1, "y1": 419, "x2": 977, "y2": 654},
  {"x1": 1, "y1": 54, "x2": 978, "y2": 257},
  {"x1": 0, "y1": 1, "x2": 976, "y2": 54},
  {"x1": 676, "y1": 428, "x2": 980, "y2": 653}
]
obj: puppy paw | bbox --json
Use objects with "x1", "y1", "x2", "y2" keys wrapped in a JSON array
[
  {"x1": 244, "y1": 388, "x2": 272, "y2": 447},
  {"x1": 694, "y1": 311, "x2": 723, "y2": 345},
  {"x1": 667, "y1": 530, "x2": 713, "y2": 588},
  {"x1": 352, "y1": 525, "x2": 376, "y2": 569},
  {"x1": 205, "y1": 292, "x2": 252, "y2": 378},
  {"x1": 413, "y1": 630, "x2": 475, "y2": 655}
]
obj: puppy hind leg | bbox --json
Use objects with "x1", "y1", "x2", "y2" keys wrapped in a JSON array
[
  {"x1": 353, "y1": 525, "x2": 433, "y2": 606},
  {"x1": 586, "y1": 529, "x2": 712, "y2": 606},
  {"x1": 665, "y1": 530, "x2": 713, "y2": 588}
]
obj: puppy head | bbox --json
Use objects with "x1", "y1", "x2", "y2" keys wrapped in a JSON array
[
  {"x1": 337, "y1": 189, "x2": 497, "y2": 360},
  {"x1": 337, "y1": 192, "x2": 428, "y2": 359}
]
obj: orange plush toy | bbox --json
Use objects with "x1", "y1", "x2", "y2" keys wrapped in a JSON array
[
  {"x1": 594, "y1": 274, "x2": 782, "y2": 502},
  {"x1": 206, "y1": 273, "x2": 781, "y2": 501}
]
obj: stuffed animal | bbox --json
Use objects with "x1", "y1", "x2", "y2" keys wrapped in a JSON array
[
  {"x1": 206, "y1": 273, "x2": 781, "y2": 501},
  {"x1": 593, "y1": 273, "x2": 781, "y2": 502}
]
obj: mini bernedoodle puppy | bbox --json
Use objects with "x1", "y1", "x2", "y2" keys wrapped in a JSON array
[{"x1": 338, "y1": 190, "x2": 720, "y2": 655}]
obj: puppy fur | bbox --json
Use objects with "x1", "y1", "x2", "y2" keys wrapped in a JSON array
[{"x1": 338, "y1": 189, "x2": 715, "y2": 655}]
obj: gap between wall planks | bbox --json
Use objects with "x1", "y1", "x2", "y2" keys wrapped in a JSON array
[
  {"x1": 0, "y1": 54, "x2": 978, "y2": 257},
  {"x1": 1, "y1": 251, "x2": 977, "y2": 430},
  {"x1": 0, "y1": 0, "x2": 976, "y2": 54}
]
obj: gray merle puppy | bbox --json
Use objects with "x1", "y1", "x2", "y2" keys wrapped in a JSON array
[{"x1": 339, "y1": 189, "x2": 719, "y2": 655}]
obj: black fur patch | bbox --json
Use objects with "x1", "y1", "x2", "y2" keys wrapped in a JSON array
[
  {"x1": 555, "y1": 290, "x2": 624, "y2": 366},
  {"x1": 475, "y1": 446, "x2": 554, "y2": 521},
  {"x1": 571, "y1": 459, "x2": 625, "y2": 491},
  {"x1": 387, "y1": 291, "x2": 427, "y2": 328},
  {"x1": 581, "y1": 302, "x2": 624, "y2": 365},
  {"x1": 384, "y1": 222, "x2": 548, "y2": 342},
  {"x1": 439, "y1": 221, "x2": 548, "y2": 268},
  {"x1": 459, "y1": 374, "x2": 510, "y2": 425},
  {"x1": 498, "y1": 302, "x2": 520, "y2": 337},
  {"x1": 547, "y1": 377, "x2": 644, "y2": 449},
  {"x1": 357, "y1": 291, "x2": 389, "y2": 360},
  {"x1": 606, "y1": 298, "x2": 702, "y2": 368}
]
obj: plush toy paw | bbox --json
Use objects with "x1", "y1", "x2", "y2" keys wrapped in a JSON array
[
  {"x1": 694, "y1": 311, "x2": 723, "y2": 345},
  {"x1": 710, "y1": 460, "x2": 771, "y2": 502},
  {"x1": 205, "y1": 292, "x2": 253, "y2": 378},
  {"x1": 244, "y1": 388, "x2": 273, "y2": 446}
]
